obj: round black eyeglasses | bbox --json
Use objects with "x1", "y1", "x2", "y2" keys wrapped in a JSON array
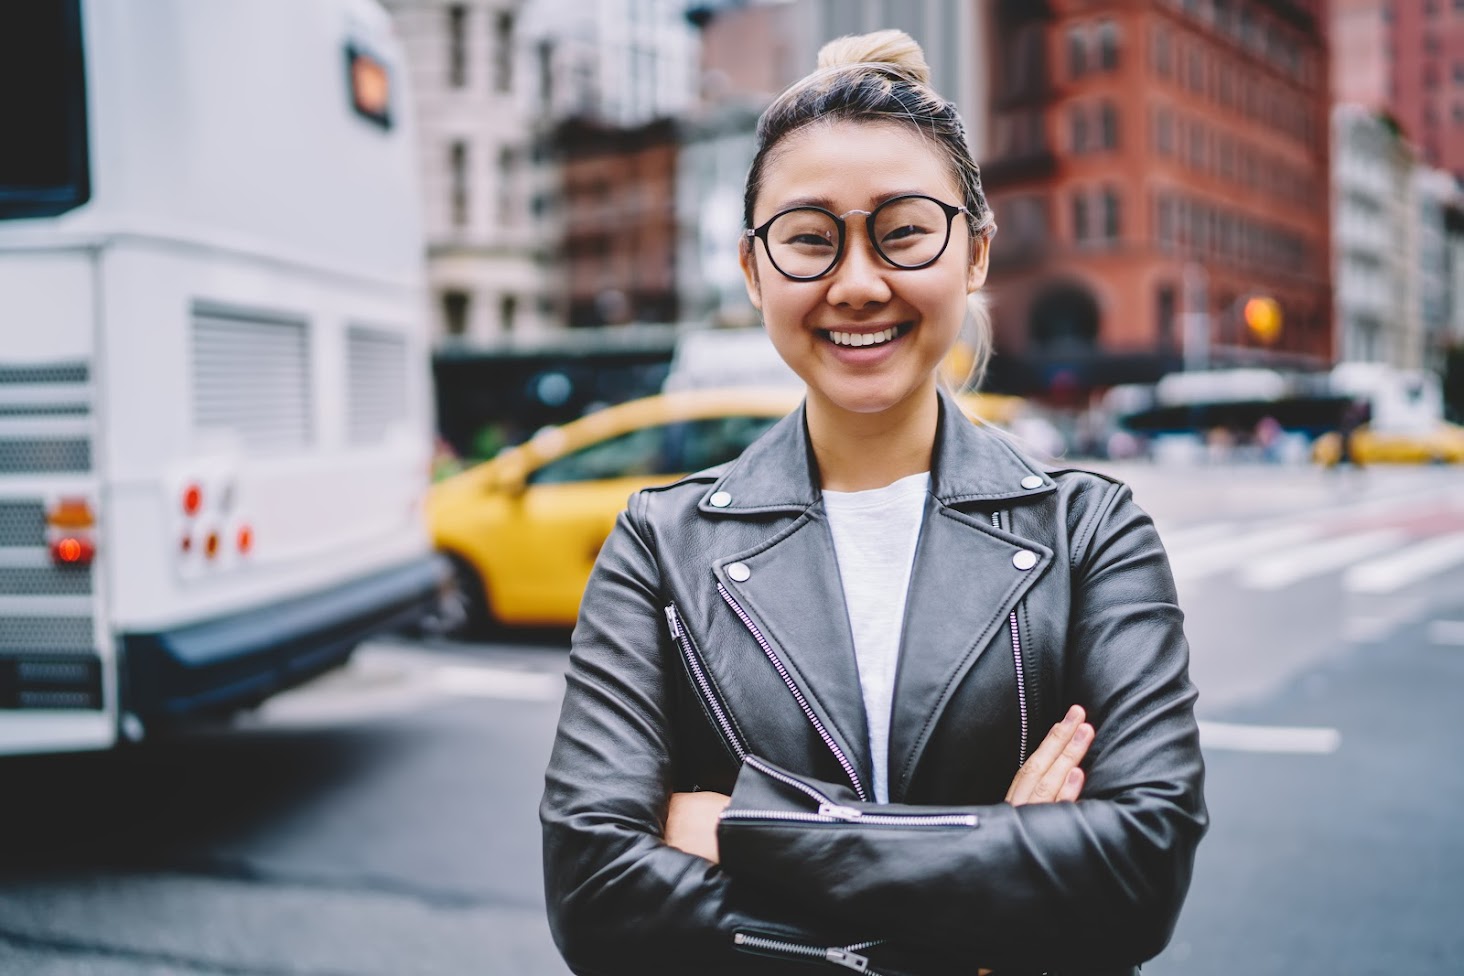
[{"x1": 745, "y1": 193, "x2": 971, "y2": 282}]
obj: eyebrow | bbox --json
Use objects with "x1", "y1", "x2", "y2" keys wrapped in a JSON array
[{"x1": 772, "y1": 189, "x2": 927, "y2": 212}]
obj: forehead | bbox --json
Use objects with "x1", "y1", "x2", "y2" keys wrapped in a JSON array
[{"x1": 757, "y1": 119, "x2": 959, "y2": 217}]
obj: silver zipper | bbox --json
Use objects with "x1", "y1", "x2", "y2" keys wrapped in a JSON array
[
  {"x1": 717, "y1": 582, "x2": 868, "y2": 801},
  {"x1": 733, "y1": 932, "x2": 887, "y2": 973},
  {"x1": 721, "y1": 756, "x2": 978, "y2": 827},
  {"x1": 992, "y1": 510, "x2": 1031, "y2": 766},
  {"x1": 664, "y1": 604, "x2": 747, "y2": 762}
]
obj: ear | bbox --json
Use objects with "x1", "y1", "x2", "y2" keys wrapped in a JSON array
[
  {"x1": 966, "y1": 234, "x2": 991, "y2": 293},
  {"x1": 739, "y1": 236, "x2": 764, "y2": 311}
]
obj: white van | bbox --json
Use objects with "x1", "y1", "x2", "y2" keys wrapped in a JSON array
[{"x1": 0, "y1": 0, "x2": 443, "y2": 755}]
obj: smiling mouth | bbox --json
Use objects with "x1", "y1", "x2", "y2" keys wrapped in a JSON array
[{"x1": 820, "y1": 323, "x2": 913, "y2": 348}]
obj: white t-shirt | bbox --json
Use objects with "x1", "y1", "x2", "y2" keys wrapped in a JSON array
[{"x1": 821, "y1": 471, "x2": 930, "y2": 804}]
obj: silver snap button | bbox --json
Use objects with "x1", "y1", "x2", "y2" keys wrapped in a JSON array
[
  {"x1": 1012, "y1": 550, "x2": 1038, "y2": 571},
  {"x1": 709, "y1": 491, "x2": 732, "y2": 508},
  {"x1": 727, "y1": 562, "x2": 751, "y2": 582},
  {"x1": 1021, "y1": 475, "x2": 1044, "y2": 490}
]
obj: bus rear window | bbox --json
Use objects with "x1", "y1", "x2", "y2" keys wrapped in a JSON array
[{"x1": 0, "y1": 0, "x2": 90, "y2": 220}]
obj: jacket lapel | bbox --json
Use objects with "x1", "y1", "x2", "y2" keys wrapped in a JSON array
[
  {"x1": 886, "y1": 497, "x2": 1052, "y2": 801},
  {"x1": 712, "y1": 512, "x2": 873, "y2": 794}
]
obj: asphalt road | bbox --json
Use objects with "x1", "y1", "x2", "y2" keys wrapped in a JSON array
[{"x1": 1, "y1": 463, "x2": 1461, "y2": 975}]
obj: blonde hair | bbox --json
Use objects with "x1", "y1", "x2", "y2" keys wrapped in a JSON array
[{"x1": 743, "y1": 30, "x2": 996, "y2": 391}]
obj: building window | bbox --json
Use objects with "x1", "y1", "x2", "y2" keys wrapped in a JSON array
[
  {"x1": 1157, "y1": 195, "x2": 1175, "y2": 247},
  {"x1": 497, "y1": 145, "x2": 516, "y2": 225},
  {"x1": 449, "y1": 140, "x2": 469, "y2": 227},
  {"x1": 1102, "y1": 189, "x2": 1122, "y2": 241},
  {"x1": 442, "y1": 290, "x2": 470, "y2": 336},
  {"x1": 1097, "y1": 21, "x2": 1120, "y2": 71},
  {"x1": 1155, "y1": 107, "x2": 1174, "y2": 155},
  {"x1": 1157, "y1": 284, "x2": 1177, "y2": 350},
  {"x1": 1068, "y1": 26, "x2": 1088, "y2": 79},
  {"x1": 494, "y1": 10, "x2": 515, "y2": 93},
  {"x1": 1100, "y1": 102, "x2": 1119, "y2": 149},
  {"x1": 1152, "y1": 26, "x2": 1171, "y2": 78},
  {"x1": 447, "y1": 5, "x2": 468, "y2": 88},
  {"x1": 500, "y1": 294, "x2": 518, "y2": 334},
  {"x1": 1070, "y1": 105, "x2": 1090, "y2": 153},
  {"x1": 1072, "y1": 192, "x2": 1090, "y2": 243}
]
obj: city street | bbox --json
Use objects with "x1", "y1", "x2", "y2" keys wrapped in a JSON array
[{"x1": 1, "y1": 463, "x2": 1462, "y2": 975}]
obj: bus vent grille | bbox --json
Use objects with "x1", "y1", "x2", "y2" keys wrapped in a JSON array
[
  {"x1": 0, "y1": 655, "x2": 102, "y2": 710},
  {"x1": 0, "y1": 566, "x2": 92, "y2": 596},
  {"x1": 0, "y1": 616, "x2": 94, "y2": 653},
  {"x1": 347, "y1": 325, "x2": 409, "y2": 445},
  {"x1": 191, "y1": 306, "x2": 313, "y2": 454},
  {"x1": 0, "y1": 501, "x2": 46, "y2": 547}
]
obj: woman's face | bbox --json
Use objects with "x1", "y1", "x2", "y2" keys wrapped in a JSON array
[{"x1": 741, "y1": 120, "x2": 988, "y2": 418}]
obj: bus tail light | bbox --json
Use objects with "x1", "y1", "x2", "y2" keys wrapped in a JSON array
[
  {"x1": 51, "y1": 535, "x2": 95, "y2": 567},
  {"x1": 182, "y1": 483, "x2": 203, "y2": 516},
  {"x1": 46, "y1": 497, "x2": 95, "y2": 530},
  {"x1": 237, "y1": 525, "x2": 254, "y2": 555}
]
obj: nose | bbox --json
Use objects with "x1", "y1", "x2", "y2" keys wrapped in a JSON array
[{"x1": 824, "y1": 228, "x2": 892, "y2": 309}]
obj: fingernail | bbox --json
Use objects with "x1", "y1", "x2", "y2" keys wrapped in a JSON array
[
  {"x1": 1074, "y1": 724, "x2": 1093, "y2": 743},
  {"x1": 1063, "y1": 706, "x2": 1080, "y2": 727}
]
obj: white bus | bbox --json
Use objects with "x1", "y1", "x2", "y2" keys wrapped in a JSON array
[{"x1": 0, "y1": 0, "x2": 443, "y2": 755}]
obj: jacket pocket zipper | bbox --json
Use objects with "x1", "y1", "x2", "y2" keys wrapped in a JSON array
[
  {"x1": 665, "y1": 604, "x2": 747, "y2": 763},
  {"x1": 718, "y1": 582, "x2": 869, "y2": 801},
  {"x1": 719, "y1": 756, "x2": 979, "y2": 828},
  {"x1": 734, "y1": 932, "x2": 888, "y2": 973},
  {"x1": 991, "y1": 510, "x2": 1031, "y2": 766}
]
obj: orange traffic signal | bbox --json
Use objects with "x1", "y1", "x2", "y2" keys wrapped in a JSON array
[{"x1": 1243, "y1": 296, "x2": 1282, "y2": 344}]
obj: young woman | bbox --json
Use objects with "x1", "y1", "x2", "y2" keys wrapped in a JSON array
[{"x1": 541, "y1": 31, "x2": 1206, "y2": 976}]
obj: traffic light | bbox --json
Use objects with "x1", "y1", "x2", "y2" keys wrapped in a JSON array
[{"x1": 1243, "y1": 296, "x2": 1282, "y2": 344}]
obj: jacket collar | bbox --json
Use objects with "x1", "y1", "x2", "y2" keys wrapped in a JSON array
[{"x1": 698, "y1": 387, "x2": 1055, "y2": 516}]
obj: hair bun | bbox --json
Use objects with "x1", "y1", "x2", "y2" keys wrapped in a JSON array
[{"x1": 816, "y1": 29, "x2": 931, "y2": 87}]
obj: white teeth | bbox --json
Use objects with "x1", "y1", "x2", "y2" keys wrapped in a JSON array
[{"x1": 827, "y1": 327, "x2": 900, "y2": 347}]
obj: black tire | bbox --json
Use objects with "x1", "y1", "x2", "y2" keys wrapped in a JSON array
[{"x1": 425, "y1": 553, "x2": 494, "y2": 640}]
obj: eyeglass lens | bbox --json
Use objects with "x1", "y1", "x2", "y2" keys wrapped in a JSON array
[{"x1": 765, "y1": 196, "x2": 953, "y2": 279}]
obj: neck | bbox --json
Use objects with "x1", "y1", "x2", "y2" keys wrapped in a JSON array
[{"x1": 806, "y1": 381, "x2": 940, "y2": 492}]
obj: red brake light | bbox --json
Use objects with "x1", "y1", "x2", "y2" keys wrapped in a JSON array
[
  {"x1": 237, "y1": 525, "x2": 254, "y2": 554},
  {"x1": 183, "y1": 484, "x2": 203, "y2": 516},
  {"x1": 51, "y1": 536, "x2": 95, "y2": 566}
]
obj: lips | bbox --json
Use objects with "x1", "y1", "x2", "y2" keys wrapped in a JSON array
[{"x1": 819, "y1": 322, "x2": 913, "y2": 348}]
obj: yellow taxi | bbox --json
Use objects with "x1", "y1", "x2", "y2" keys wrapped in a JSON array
[
  {"x1": 427, "y1": 387, "x2": 1021, "y2": 633},
  {"x1": 1312, "y1": 423, "x2": 1464, "y2": 466}
]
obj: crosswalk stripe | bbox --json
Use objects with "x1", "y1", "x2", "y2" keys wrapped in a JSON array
[
  {"x1": 1169, "y1": 524, "x2": 1321, "y2": 582},
  {"x1": 1161, "y1": 522, "x2": 1239, "y2": 552},
  {"x1": 1343, "y1": 532, "x2": 1464, "y2": 594},
  {"x1": 1239, "y1": 529, "x2": 1406, "y2": 591}
]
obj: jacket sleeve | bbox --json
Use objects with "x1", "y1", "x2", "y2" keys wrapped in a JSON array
[
  {"x1": 716, "y1": 480, "x2": 1209, "y2": 971},
  {"x1": 540, "y1": 492, "x2": 872, "y2": 975}
]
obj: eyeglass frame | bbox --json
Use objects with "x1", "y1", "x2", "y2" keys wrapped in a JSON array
[{"x1": 744, "y1": 193, "x2": 974, "y2": 282}]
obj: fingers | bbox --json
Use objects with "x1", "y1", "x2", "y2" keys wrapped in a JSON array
[
  {"x1": 1005, "y1": 705, "x2": 1094, "y2": 807},
  {"x1": 664, "y1": 791, "x2": 731, "y2": 863}
]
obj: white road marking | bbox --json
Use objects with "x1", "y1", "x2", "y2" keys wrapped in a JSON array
[
  {"x1": 430, "y1": 665, "x2": 564, "y2": 701},
  {"x1": 1239, "y1": 529, "x2": 1405, "y2": 591},
  {"x1": 1168, "y1": 524, "x2": 1321, "y2": 582},
  {"x1": 1160, "y1": 522, "x2": 1238, "y2": 552},
  {"x1": 1198, "y1": 720, "x2": 1341, "y2": 754},
  {"x1": 1343, "y1": 532, "x2": 1464, "y2": 594},
  {"x1": 1428, "y1": 620, "x2": 1464, "y2": 646}
]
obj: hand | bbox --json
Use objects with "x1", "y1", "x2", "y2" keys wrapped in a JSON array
[
  {"x1": 664, "y1": 791, "x2": 732, "y2": 863},
  {"x1": 1005, "y1": 705, "x2": 1093, "y2": 806}
]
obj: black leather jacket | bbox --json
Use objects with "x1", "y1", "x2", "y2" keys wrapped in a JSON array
[{"x1": 541, "y1": 391, "x2": 1207, "y2": 976}]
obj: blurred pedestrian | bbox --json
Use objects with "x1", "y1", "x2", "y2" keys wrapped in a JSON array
[{"x1": 542, "y1": 30, "x2": 1206, "y2": 975}]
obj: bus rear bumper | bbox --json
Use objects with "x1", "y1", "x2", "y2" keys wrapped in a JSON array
[{"x1": 121, "y1": 554, "x2": 447, "y2": 724}]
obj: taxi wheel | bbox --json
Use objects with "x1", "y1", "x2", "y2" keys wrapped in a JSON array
[{"x1": 428, "y1": 554, "x2": 494, "y2": 640}]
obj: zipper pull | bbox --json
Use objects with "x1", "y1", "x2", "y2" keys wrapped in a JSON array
[
  {"x1": 817, "y1": 802, "x2": 863, "y2": 821},
  {"x1": 663, "y1": 606, "x2": 682, "y2": 639},
  {"x1": 825, "y1": 947, "x2": 870, "y2": 971}
]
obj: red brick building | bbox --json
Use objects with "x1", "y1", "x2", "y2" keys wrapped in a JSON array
[
  {"x1": 1333, "y1": 0, "x2": 1464, "y2": 183},
  {"x1": 552, "y1": 117, "x2": 680, "y2": 327},
  {"x1": 979, "y1": 0, "x2": 1333, "y2": 394}
]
